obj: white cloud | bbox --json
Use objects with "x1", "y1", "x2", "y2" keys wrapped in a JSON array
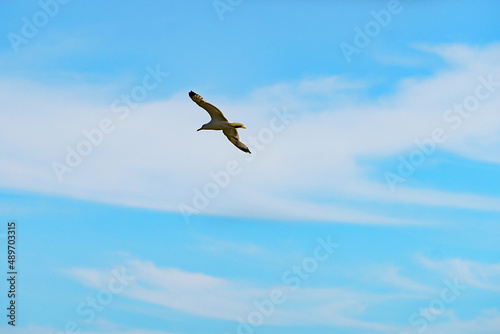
[
  {"x1": 1, "y1": 43, "x2": 500, "y2": 224},
  {"x1": 418, "y1": 256, "x2": 500, "y2": 292},
  {"x1": 369, "y1": 264, "x2": 437, "y2": 294},
  {"x1": 62, "y1": 256, "x2": 499, "y2": 331},
  {"x1": 424, "y1": 308, "x2": 500, "y2": 334},
  {"x1": 196, "y1": 236, "x2": 266, "y2": 256},
  {"x1": 64, "y1": 259, "x2": 400, "y2": 331},
  {"x1": 62, "y1": 267, "x2": 109, "y2": 289}
]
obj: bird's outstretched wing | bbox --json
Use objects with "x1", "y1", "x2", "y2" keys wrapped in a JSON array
[
  {"x1": 189, "y1": 91, "x2": 228, "y2": 121},
  {"x1": 223, "y1": 128, "x2": 251, "y2": 154}
]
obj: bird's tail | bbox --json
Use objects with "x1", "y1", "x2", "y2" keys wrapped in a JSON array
[{"x1": 230, "y1": 122, "x2": 246, "y2": 129}]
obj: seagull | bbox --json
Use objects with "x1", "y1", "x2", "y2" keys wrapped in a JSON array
[{"x1": 189, "y1": 91, "x2": 251, "y2": 154}]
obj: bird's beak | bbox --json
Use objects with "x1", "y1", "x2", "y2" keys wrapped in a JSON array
[{"x1": 196, "y1": 128, "x2": 202, "y2": 131}]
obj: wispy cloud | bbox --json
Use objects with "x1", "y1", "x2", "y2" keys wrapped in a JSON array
[
  {"x1": 196, "y1": 236, "x2": 266, "y2": 256},
  {"x1": 369, "y1": 264, "x2": 437, "y2": 294},
  {"x1": 424, "y1": 308, "x2": 500, "y2": 334},
  {"x1": 63, "y1": 259, "x2": 402, "y2": 331},
  {"x1": 57, "y1": 249, "x2": 500, "y2": 332},
  {"x1": 418, "y1": 255, "x2": 500, "y2": 292},
  {"x1": 1, "y1": 44, "x2": 500, "y2": 224}
]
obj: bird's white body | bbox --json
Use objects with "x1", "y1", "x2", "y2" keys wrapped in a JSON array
[
  {"x1": 199, "y1": 120, "x2": 243, "y2": 131},
  {"x1": 189, "y1": 91, "x2": 251, "y2": 153}
]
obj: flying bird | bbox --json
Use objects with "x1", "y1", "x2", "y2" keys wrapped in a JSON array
[{"x1": 189, "y1": 91, "x2": 251, "y2": 154}]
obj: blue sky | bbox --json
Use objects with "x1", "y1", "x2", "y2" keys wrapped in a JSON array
[{"x1": 1, "y1": 0, "x2": 500, "y2": 333}]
